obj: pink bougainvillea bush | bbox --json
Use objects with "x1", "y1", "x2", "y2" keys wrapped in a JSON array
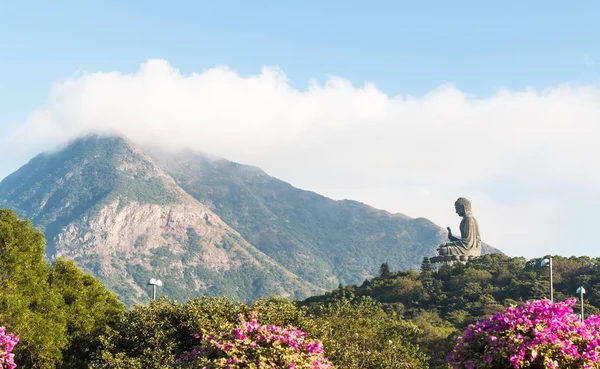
[
  {"x1": 448, "y1": 298, "x2": 600, "y2": 369},
  {"x1": 176, "y1": 312, "x2": 333, "y2": 369},
  {"x1": 0, "y1": 326, "x2": 18, "y2": 369}
]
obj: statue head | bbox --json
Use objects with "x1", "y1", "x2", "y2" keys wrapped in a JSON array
[{"x1": 454, "y1": 197, "x2": 472, "y2": 216}]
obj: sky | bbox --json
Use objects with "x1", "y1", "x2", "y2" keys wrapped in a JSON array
[{"x1": 1, "y1": 1, "x2": 600, "y2": 258}]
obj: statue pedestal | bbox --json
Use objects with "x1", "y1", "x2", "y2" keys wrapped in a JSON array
[{"x1": 429, "y1": 254, "x2": 478, "y2": 270}]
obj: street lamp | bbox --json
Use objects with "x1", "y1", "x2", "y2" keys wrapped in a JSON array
[
  {"x1": 541, "y1": 257, "x2": 553, "y2": 303},
  {"x1": 148, "y1": 278, "x2": 163, "y2": 300},
  {"x1": 577, "y1": 286, "x2": 586, "y2": 322}
]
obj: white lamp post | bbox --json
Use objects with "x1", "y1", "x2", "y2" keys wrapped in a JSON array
[
  {"x1": 577, "y1": 286, "x2": 586, "y2": 321},
  {"x1": 148, "y1": 278, "x2": 163, "y2": 300},
  {"x1": 541, "y1": 257, "x2": 553, "y2": 303}
]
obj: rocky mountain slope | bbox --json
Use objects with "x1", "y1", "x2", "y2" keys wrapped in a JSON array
[
  {"x1": 0, "y1": 134, "x2": 500, "y2": 305},
  {"x1": 147, "y1": 147, "x2": 500, "y2": 290},
  {"x1": 0, "y1": 135, "x2": 322, "y2": 306}
]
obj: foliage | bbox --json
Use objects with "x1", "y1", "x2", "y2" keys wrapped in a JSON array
[
  {"x1": 49, "y1": 259, "x2": 125, "y2": 369},
  {"x1": 92, "y1": 295, "x2": 426, "y2": 369},
  {"x1": 380, "y1": 262, "x2": 391, "y2": 277},
  {"x1": 0, "y1": 327, "x2": 18, "y2": 369},
  {"x1": 412, "y1": 311, "x2": 456, "y2": 368},
  {"x1": 176, "y1": 313, "x2": 333, "y2": 369},
  {"x1": 309, "y1": 293, "x2": 428, "y2": 369},
  {"x1": 91, "y1": 297, "x2": 250, "y2": 369},
  {"x1": 0, "y1": 209, "x2": 68, "y2": 369},
  {"x1": 448, "y1": 298, "x2": 600, "y2": 369},
  {"x1": 0, "y1": 209, "x2": 125, "y2": 369},
  {"x1": 302, "y1": 254, "x2": 600, "y2": 368}
]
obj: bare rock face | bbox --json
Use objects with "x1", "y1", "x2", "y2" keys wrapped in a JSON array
[{"x1": 54, "y1": 198, "x2": 322, "y2": 305}]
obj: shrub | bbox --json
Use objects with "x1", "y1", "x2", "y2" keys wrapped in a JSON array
[
  {"x1": 176, "y1": 312, "x2": 333, "y2": 369},
  {"x1": 0, "y1": 327, "x2": 19, "y2": 369},
  {"x1": 448, "y1": 298, "x2": 600, "y2": 369}
]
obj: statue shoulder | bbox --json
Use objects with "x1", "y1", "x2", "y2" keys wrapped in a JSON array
[{"x1": 461, "y1": 214, "x2": 478, "y2": 228}]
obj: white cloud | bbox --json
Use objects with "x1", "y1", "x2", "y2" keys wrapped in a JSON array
[{"x1": 5, "y1": 59, "x2": 600, "y2": 259}]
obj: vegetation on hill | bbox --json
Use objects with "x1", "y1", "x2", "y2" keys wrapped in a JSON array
[{"x1": 301, "y1": 253, "x2": 600, "y2": 368}]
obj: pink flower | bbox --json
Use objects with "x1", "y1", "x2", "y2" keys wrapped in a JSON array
[
  {"x1": 179, "y1": 314, "x2": 332, "y2": 369},
  {"x1": 448, "y1": 299, "x2": 600, "y2": 369}
]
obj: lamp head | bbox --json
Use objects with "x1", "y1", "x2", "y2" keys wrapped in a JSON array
[{"x1": 148, "y1": 278, "x2": 163, "y2": 286}]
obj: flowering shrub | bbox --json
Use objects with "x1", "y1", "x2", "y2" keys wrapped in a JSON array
[
  {"x1": 176, "y1": 312, "x2": 333, "y2": 369},
  {"x1": 447, "y1": 298, "x2": 600, "y2": 369},
  {"x1": 0, "y1": 327, "x2": 18, "y2": 369}
]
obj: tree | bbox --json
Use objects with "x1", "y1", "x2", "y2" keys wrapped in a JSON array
[
  {"x1": 49, "y1": 258, "x2": 125, "y2": 369},
  {"x1": 0, "y1": 209, "x2": 124, "y2": 369},
  {"x1": 311, "y1": 296, "x2": 428, "y2": 369},
  {"x1": 92, "y1": 297, "x2": 249, "y2": 369},
  {"x1": 379, "y1": 263, "x2": 391, "y2": 277},
  {"x1": 0, "y1": 209, "x2": 68, "y2": 369},
  {"x1": 412, "y1": 311, "x2": 456, "y2": 369},
  {"x1": 420, "y1": 257, "x2": 431, "y2": 275}
]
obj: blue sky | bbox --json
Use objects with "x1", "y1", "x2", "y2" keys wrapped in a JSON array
[
  {"x1": 2, "y1": 0, "x2": 598, "y2": 128},
  {"x1": 1, "y1": 1, "x2": 600, "y2": 258}
]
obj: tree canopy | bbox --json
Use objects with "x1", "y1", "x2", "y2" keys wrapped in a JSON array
[{"x1": 0, "y1": 209, "x2": 124, "y2": 369}]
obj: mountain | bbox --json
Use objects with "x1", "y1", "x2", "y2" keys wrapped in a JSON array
[
  {"x1": 0, "y1": 134, "x2": 500, "y2": 305},
  {"x1": 0, "y1": 135, "x2": 322, "y2": 306},
  {"x1": 146, "y1": 147, "x2": 500, "y2": 290}
]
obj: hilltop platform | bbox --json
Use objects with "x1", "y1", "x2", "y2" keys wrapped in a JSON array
[{"x1": 429, "y1": 254, "x2": 479, "y2": 270}]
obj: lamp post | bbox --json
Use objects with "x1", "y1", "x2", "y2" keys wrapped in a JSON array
[
  {"x1": 577, "y1": 286, "x2": 586, "y2": 322},
  {"x1": 541, "y1": 257, "x2": 553, "y2": 303},
  {"x1": 148, "y1": 278, "x2": 163, "y2": 300}
]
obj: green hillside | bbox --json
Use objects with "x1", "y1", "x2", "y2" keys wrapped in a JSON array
[{"x1": 300, "y1": 254, "x2": 600, "y2": 368}]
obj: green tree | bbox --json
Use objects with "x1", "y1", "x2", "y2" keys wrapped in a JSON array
[
  {"x1": 379, "y1": 262, "x2": 391, "y2": 277},
  {"x1": 92, "y1": 297, "x2": 249, "y2": 369},
  {"x1": 0, "y1": 209, "x2": 68, "y2": 369},
  {"x1": 49, "y1": 258, "x2": 125, "y2": 369},
  {"x1": 412, "y1": 311, "x2": 456, "y2": 369},
  {"x1": 311, "y1": 296, "x2": 428, "y2": 369}
]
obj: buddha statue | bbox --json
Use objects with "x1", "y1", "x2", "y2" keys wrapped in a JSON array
[{"x1": 437, "y1": 197, "x2": 481, "y2": 257}]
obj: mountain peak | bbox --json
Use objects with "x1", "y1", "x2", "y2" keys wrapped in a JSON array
[{"x1": 0, "y1": 134, "x2": 323, "y2": 305}]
